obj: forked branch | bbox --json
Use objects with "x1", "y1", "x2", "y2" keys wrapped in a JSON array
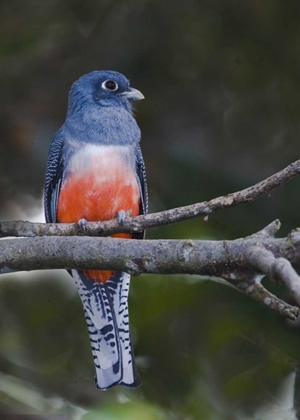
[
  {"x1": 0, "y1": 220, "x2": 300, "y2": 320},
  {"x1": 1, "y1": 161, "x2": 300, "y2": 320}
]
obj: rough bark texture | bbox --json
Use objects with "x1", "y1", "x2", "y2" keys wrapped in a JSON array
[
  {"x1": 1, "y1": 160, "x2": 300, "y2": 321},
  {"x1": 1, "y1": 220, "x2": 300, "y2": 320}
]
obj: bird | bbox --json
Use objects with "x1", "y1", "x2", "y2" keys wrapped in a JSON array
[{"x1": 44, "y1": 70, "x2": 147, "y2": 389}]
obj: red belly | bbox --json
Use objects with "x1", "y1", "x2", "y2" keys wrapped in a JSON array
[{"x1": 57, "y1": 171, "x2": 140, "y2": 283}]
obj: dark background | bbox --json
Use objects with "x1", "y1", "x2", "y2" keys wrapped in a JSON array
[{"x1": 1, "y1": 0, "x2": 300, "y2": 418}]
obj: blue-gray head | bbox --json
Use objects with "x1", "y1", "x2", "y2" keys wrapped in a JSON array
[{"x1": 67, "y1": 70, "x2": 144, "y2": 116}]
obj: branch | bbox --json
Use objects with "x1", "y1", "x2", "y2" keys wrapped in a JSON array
[
  {"x1": 246, "y1": 246, "x2": 300, "y2": 303},
  {"x1": 1, "y1": 159, "x2": 300, "y2": 237},
  {"x1": 1, "y1": 220, "x2": 300, "y2": 321},
  {"x1": 1, "y1": 161, "x2": 300, "y2": 320}
]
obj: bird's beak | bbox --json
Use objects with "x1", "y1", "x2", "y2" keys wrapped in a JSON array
[{"x1": 121, "y1": 87, "x2": 145, "y2": 101}]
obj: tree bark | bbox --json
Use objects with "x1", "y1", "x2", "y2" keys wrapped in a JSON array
[
  {"x1": 1, "y1": 220, "x2": 300, "y2": 320},
  {"x1": 1, "y1": 160, "x2": 300, "y2": 321}
]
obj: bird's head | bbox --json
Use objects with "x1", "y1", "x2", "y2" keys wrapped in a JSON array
[{"x1": 67, "y1": 70, "x2": 144, "y2": 116}]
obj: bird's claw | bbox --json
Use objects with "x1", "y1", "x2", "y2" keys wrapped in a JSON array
[
  {"x1": 116, "y1": 210, "x2": 131, "y2": 225},
  {"x1": 77, "y1": 218, "x2": 88, "y2": 230}
]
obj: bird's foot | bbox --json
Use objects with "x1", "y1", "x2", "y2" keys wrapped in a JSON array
[
  {"x1": 77, "y1": 218, "x2": 88, "y2": 230},
  {"x1": 116, "y1": 210, "x2": 132, "y2": 225}
]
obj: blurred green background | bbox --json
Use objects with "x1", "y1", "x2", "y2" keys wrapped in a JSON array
[{"x1": 1, "y1": 0, "x2": 300, "y2": 418}]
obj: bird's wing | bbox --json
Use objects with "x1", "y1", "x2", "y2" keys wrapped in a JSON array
[
  {"x1": 44, "y1": 129, "x2": 65, "y2": 223},
  {"x1": 134, "y1": 144, "x2": 148, "y2": 239}
]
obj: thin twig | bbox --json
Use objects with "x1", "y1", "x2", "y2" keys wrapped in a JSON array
[
  {"x1": 233, "y1": 280, "x2": 299, "y2": 320},
  {"x1": 1, "y1": 159, "x2": 300, "y2": 237}
]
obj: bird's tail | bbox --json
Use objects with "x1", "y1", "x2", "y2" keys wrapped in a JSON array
[{"x1": 72, "y1": 270, "x2": 140, "y2": 389}]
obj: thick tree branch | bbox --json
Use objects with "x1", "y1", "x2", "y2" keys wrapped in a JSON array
[
  {"x1": 1, "y1": 159, "x2": 300, "y2": 237},
  {"x1": 1, "y1": 161, "x2": 300, "y2": 321},
  {"x1": 1, "y1": 221, "x2": 300, "y2": 320}
]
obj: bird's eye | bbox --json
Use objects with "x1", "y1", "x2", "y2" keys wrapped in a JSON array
[{"x1": 102, "y1": 80, "x2": 118, "y2": 91}]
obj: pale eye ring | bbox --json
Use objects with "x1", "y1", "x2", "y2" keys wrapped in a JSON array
[{"x1": 101, "y1": 80, "x2": 118, "y2": 91}]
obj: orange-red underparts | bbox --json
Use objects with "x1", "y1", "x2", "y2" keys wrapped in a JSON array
[{"x1": 57, "y1": 170, "x2": 139, "y2": 283}]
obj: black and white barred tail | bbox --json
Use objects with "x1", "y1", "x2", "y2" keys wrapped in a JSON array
[{"x1": 72, "y1": 270, "x2": 140, "y2": 389}]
